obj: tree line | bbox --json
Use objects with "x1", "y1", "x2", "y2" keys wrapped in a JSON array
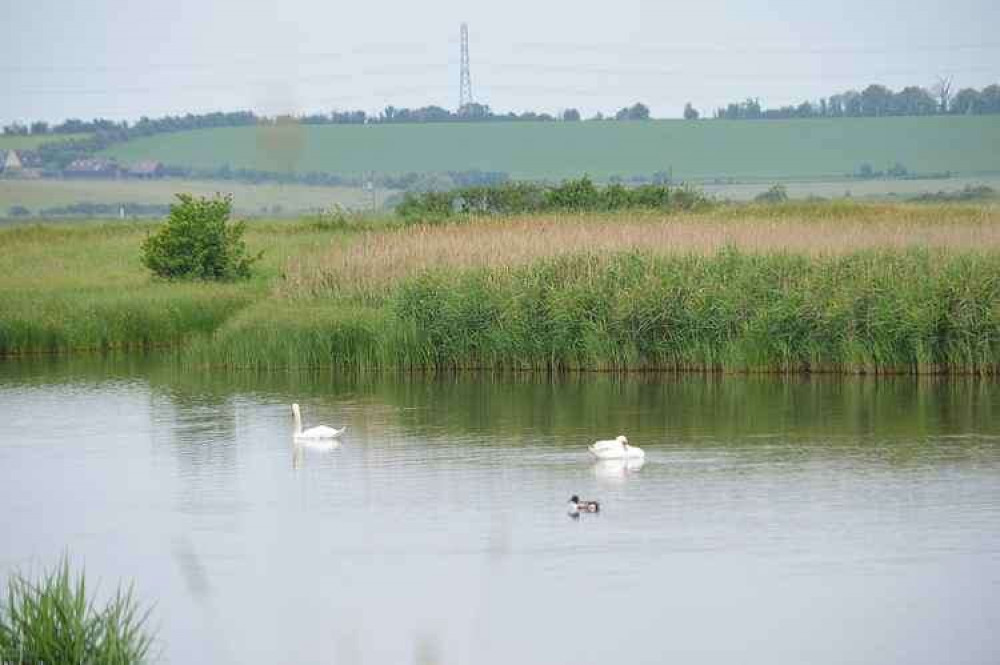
[
  {"x1": 711, "y1": 81, "x2": 1000, "y2": 120},
  {"x1": 1, "y1": 102, "x2": 656, "y2": 139}
]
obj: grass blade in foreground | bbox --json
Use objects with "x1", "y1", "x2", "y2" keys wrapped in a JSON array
[{"x1": 0, "y1": 557, "x2": 155, "y2": 664}]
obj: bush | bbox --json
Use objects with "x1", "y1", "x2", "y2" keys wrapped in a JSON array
[
  {"x1": 755, "y1": 184, "x2": 789, "y2": 203},
  {"x1": 0, "y1": 557, "x2": 155, "y2": 664},
  {"x1": 393, "y1": 178, "x2": 713, "y2": 222},
  {"x1": 141, "y1": 193, "x2": 260, "y2": 280},
  {"x1": 395, "y1": 190, "x2": 456, "y2": 224}
]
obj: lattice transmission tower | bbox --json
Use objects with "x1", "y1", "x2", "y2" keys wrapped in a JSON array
[{"x1": 459, "y1": 23, "x2": 473, "y2": 108}]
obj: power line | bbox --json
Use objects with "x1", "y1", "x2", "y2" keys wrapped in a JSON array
[{"x1": 459, "y1": 23, "x2": 473, "y2": 108}]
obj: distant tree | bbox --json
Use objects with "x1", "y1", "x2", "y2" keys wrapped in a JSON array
[
  {"x1": 458, "y1": 102, "x2": 492, "y2": 120},
  {"x1": 892, "y1": 86, "x2": 937, "y2": 115},
  {"x1": 754, "y1": 184, "x2": 788, "y2": 203},
  {"x1": 861, "y1": 84, "x2": 893, "y2": 116},
  {"x1": 932, "y1": 76, "x2": 953, "y2": 113},
  {"x1": 951, "y1": 88, "x2": 982, "y2": 114},
  {"x1": 29, "y1": 121, "x2": 49, "y2": 135},
  {"x1": 982, "y1": 85, "x2": 1000, "y2": 114},
  {"x1": 842, "y1": 90, "x2": 863, "y2": 116},
  {"x1": 561, "y1": 108, "x2": 581, "y2": 121},
  {"x1": 683, "y1": 103, "x2": 699, "y2": 120},
  {"x1": 2, "y1": 123, "x2": 28, "y2": 136},
  {"x1": 886, "y1": 162, "x2": 909, "y2": 178},
  {"x1": 8, "y1": 205, "x2": 31, "y2": 217},
  {"x1": 827, "y1": 94, "x2": 845, "y2": 117},
  {"x1": 615, "y1": 102, "x2": 650, "y2": 121}
]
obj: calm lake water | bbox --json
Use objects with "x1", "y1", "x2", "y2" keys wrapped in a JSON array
[{"x1": 1, "y1": 357, "x2": 998, "y2": 665}]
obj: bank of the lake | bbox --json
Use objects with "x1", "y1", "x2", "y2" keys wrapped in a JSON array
[{"x1": 2, "y1": 202, "x2": 999, "y2": 374}]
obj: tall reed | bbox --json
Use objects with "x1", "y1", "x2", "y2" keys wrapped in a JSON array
[
  {"x1": 196, "y1": 248, "x2": 1000, "y2": 374},
  {"x1": 0, "y1": 557, "x2": 155, "y2": 664}
]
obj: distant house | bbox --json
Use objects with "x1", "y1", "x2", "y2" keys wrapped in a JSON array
[
  {"x1": 0, "y1": 149, "x2": 23, "y2": 175},
  {"x1": 127, "y1": 160, "x2": 162, "y2": 179},
  {"x1": 64, "y1": 158, "x2": 119, "y2": 178}
]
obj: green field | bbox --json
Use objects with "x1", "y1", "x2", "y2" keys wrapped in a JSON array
[
  {"x1": 0, "y1": 178, "x2": 371, "y2": 215},
  {"x1": 101, "y1": 116, "x2": 1000, "y2": 180},
  {"x1": 0, "y1": 133, "x2": 91, "y2": 150}
]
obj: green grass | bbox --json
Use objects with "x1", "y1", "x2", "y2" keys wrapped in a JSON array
[
  {"x1": 0, "y1": 133, "x2": 91, "y2": 150},
  {"x1": 0, "y1": 220, "x2": 360, "y2": 355},
  {"x1": 0, "y1": 178, "x2": 371, "y2": 216},
  {"x1": 101, "y1": 116, "x2": 1000, "y2": 181},
  {"x1": 0, "y1": 557, "x2": 154, "y2": 664}
]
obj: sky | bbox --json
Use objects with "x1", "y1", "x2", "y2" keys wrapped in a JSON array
[{"x1": 1, "y1": 0, "x2": 998, "y2": 125}]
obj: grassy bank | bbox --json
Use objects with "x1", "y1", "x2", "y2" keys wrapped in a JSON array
[
  {"x1": 0, "y1": 220, "x2": 354, "y2": 354},
  {"x1": 3, "y1": 201, "x2": 999, "y2": 373}
]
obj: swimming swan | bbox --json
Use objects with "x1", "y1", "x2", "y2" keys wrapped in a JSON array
[
  {"x1": 291, "y1": 403, "x2": 345, "y2": 440},
  {"x1": 588, "y1": 435, "x2": 644, "y2": 460}
]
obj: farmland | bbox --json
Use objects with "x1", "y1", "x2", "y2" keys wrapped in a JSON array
[
  {"x1": 0, "y1": 178, "x2": 371, "y2": 216},
  {"x1": 101, "y1": 115, "x2": 1000, "y2": 181},
  {"x1": 0, "y1": 133, "x2": 91, "y2": 150}
]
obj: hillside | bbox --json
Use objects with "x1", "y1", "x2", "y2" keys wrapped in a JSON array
[
  {"x1": 100, "y1": 116, "x2": 1000, "y2": 181},
  {"x1": 0, "y1": 133, "x2": 91, "y2": 150}
]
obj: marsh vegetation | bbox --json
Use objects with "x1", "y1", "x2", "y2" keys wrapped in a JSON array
[{"x1": 1, "y1": 200, "x2": 998, "y2": 373}]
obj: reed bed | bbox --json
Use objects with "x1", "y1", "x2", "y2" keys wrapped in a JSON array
[
  {"x1": 205, "y1": 246, "x2": 1000, "y2": 374},
  {"x1": 284, "y1": 203, "x2": 1000, "y2": 302}
]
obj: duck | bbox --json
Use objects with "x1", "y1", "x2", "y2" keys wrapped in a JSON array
[
  {"x1": 588, "y1": 434, "x2": 644, "y2": 460},
  {"x1": 568, "y1": 495, "x2": 600, "y2": 515},
  {"x1": 291, "y1": 403, "x2": 345, "y2": 441}
]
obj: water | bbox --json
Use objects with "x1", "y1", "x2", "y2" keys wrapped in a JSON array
[{"x1": 1, "y1": 357, "x2": 998, "y2": 664}]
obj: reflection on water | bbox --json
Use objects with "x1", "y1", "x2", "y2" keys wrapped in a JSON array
[
  {"x1": 0, "y1": 356, "x2": 998, "y2": 665},
  {"x1": 592, "y1": 457, "x2": 645, "y2": 484}
]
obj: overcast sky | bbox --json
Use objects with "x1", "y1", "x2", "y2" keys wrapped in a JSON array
[{"x1": 2, "y1": 0, "x2": 998, "y2": 124}]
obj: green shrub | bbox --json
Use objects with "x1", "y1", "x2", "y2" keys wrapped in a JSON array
[
  {"x1": 755, "y1": 184, "x2": 789, "y2": 203},
  {"x1": 0, "y1": 557, "x2": 155, "y2": 664},
  {"x1": 545, "y1": 176, "x2": 602, "y2": 211},
  {"x1": 395, "y1": 191, "x2": 456, "y2": 224},
  {"x1": 394, "y1": 178, "x2": 712, "y2": 221},
  {"x1": 141, "y1": 193, "x2": 260, "y2": 280}
]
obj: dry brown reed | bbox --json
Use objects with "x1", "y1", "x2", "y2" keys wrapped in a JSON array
[{"x1": 282, "y1": 203, "x2": 1000, "y2": 300}]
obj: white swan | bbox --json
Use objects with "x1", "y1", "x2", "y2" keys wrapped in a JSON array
[
  {"x1": 291, "y1": 403, "x2": 345, "y2": 441},
  {"x1": 588, "y1": 434, "x2": 644, "y2": 460}
]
